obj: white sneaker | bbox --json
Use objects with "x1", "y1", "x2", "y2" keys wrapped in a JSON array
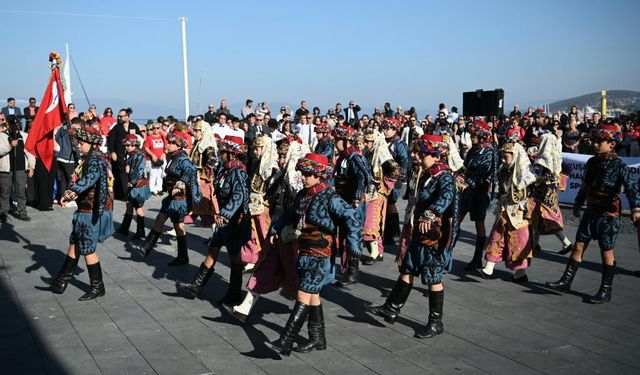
[
  {"x1": 65, "y1": 201, "x2": 77, "y2": 208},
  {"x1": 165, "y1": 228, "x2": 176, "y2": 236}
]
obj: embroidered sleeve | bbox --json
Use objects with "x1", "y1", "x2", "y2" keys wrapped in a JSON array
[
  {"x1": 219, "y1": 168, "x2": 248, "y2": 220},
  {"x1": 329, "y1": 194, "x2": 362, "y2": 256},
  {"x1": 425, "y1": 172, "x2": 455, "y2": 216},
  {"x1": 350, "y1": 153, "x2": 372, "y2": 201},
  {"x1": 70, "y1": 157, "x2": 101, "y2": 195},
  {"x1": 179, "y1": 158, "x2": 202, "y2": 205},
  {"x1": 619, "y1": 160, "x2": 640, "y2": 209},
  {"x1": 574, "y1": 158, "x2": 594, "y2": 207},
  {"x1": 128, "y1": 153, "x2": 146, "y2": 185},
  {"x1": 394, "y1": 140, "x2": 410, "y2": 182}
]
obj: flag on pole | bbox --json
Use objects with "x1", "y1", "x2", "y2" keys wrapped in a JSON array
[
  {"x1": 25, "y1": 52, "x2": 68, "y2": 171},
  {"x1": 63, "y1": 43, "x2": 72, "y2": 105}
]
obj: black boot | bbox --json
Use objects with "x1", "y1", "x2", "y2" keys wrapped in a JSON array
[
  {"x1": 265, "y1": 301, "x2": 311, "y2": 356},
  {"x1": 465, "y1": 236, "x2": 486, "y2": 271},
  {"x1": 546, "y1": 258, "x2": 580, "y2": 291},
  {"x1": 136, "y1": 229, "x2": 161, "y2": 257},
  {"x1": 176, "y1": 263, "x2": 214, "y2": 298},
  {"x1": 78, "y1": 262, "x2": 105, "y2": 301},
  {"x1": 558, "y1": 243, "x2": 573, "y2": 255},
  {"x1": 384, "y1": 212, "x2": 400, "y2": 245},
  {"x1": 40, "y1": 255, "x2": 79, "y2": 294},
  {"x1": 131, "y1": 215, "x2": 146, "y2": 240},
  {"x1": 116, "y1": 214, "x2": 133, "y2": 236},
  {"x1": 336, "y1": 255, "x2": 360, "y2": 287},
  {"x1": 365, "y1": 277, "x2": 412, "y2": 323},
  {"x1": 219, "y1": 263, "x2": 244, "y2": 306},
  {"x1": 415, "y1": 290, "x2": 444, "y2": 339},
  {"x1": 589, "y1": 264, "x2": 615, "y2": 304},
  {"x1": 168, "y1": 235, "x2": 189, "y2": 266},
  {"x1": 294, "y1": 304, "x2": 327, "y2": 353}
]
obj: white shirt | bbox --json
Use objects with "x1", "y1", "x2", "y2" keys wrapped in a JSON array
[
  {"x1": 211, "y1": 123, "x2": 230, "y2": 139},
  {"x1": 295, "y1": 123, "x2": 315, "y2": 145},
  {"x1": 400, "y1": 126, "x2": 424, "y2": 145},
  {"x1": 226, "y1": 127, "x2": 245, "y2": 141}
]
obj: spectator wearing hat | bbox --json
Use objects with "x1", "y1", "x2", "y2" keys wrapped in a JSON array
[
  {"x1": 136, "y1": 129, "x2": 202, "y2": 266},
  {"x1": 367, "y1": 134, "x2": 458, "y2": 340},
  {"x1": 115, "y1": 134, "x2": 151, "y2": 240},
  {"x1": 0, "y1": 115, "x2": 35, "y2": 222},
  {"x1": 547, "y1": 120, "x2": 640, "y2": 304},
  {"x1": 177, "y1": 135, "x2": 250, "y2": 306},
  {"x1": 264, "y1": 152, "x2": 361, "y2": 356},
  {"x1": 40, "y1": 126, "x2": 114, "y2": 301}
]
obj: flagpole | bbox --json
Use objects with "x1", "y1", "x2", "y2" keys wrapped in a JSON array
[
  {"x1": 64, "y1": 43, "x2": 72, "y2": 105},
  {"x1": 180, "y1": 16, "x2": 190, "y2": 120}
]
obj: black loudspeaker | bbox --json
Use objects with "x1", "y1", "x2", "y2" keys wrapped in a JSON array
[{"x1": 463, "y1": 89, "x2": 504, "y2": 117}]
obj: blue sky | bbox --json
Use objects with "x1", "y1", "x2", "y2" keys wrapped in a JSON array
[{"x1": 3, "y1": 0, "x2": 639, "y2": 119}]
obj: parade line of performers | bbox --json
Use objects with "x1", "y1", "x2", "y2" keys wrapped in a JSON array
[{"x1": 40, "y1": 117, "x2": 640, "y2": 357}]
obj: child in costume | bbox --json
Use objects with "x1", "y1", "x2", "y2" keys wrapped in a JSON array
[{"x1": 115, "y1": 134, "x2": 150, "y2": 240}]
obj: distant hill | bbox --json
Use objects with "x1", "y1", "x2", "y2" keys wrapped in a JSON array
[{"x1": 548, "y1": 90, "x2": 640, "y2": 114}]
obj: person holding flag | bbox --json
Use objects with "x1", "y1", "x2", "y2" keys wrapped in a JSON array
[{"x1": 25, "y1": 52, "x2": 68, "y2": 212}]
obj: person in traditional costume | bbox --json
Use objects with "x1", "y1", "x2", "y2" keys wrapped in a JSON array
[
  {"x1": 459, "y1": 121, "x2": 497, "y2": 270},
  {"x1": 176, "y1": 135, "x2": 250, "y2": 306},
  {"x1": 264, "y1": 153, "x2": 361, "y2": 355},
  {"x1": 547, "y1": 121, "x2": 640, "y2": 303},
  {"x1": 381, "y1": 118, "x2": 409, "y2": 246},
  {"x1": 362, "y1": 127, "x2": 399, "y2": 265},
  {"x1": 366, "y1": 134, "x2": 459, "y2": 339},
  {"x1": 40, "y1": 126, "x2": 114, "y2": 300},
  {"x1": 477, "y1": 139, "x2": 536, "y2": 283},
  {"x1": 241, "y1": 135, "x2": 279, "y2": 271},
  {"x1": 188, "y1": 119, "x2": 218, "y2": 231},
  {"x1": 115, "y1": 134, "x2": 150, "y2": 240},
  {"x1": 135, "y1": 131, "x2": 201, "y2": 266},
  {"x1": 228, "y1": 137, "x2": 308, "y2": 322},
  {"x1": 332, "y1": 126, "x2": 371, "y2": 287},
  {"x1": 313, "y1": 122, "x2": 335, "y2": 169},
  {"x1": 525, "y1": 127, "x2": 573, "y2": 254}
]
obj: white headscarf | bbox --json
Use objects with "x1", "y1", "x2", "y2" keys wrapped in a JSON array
[
  {"x1": 284, "y1": 140, "x2": 310, "y2": 193},
  {"x1": 370, "y1": 130, "x2": 394, "y2": 179},
  {"x1": 257, "y1": 135, "x2": 279, "y2": 181},
  {"x1": 510, "y1": 142, "x2": 537, "y2": 191},
  {"x1": 535, "y1": 132, "x2": 562, "y2": 177},
  {"x1": 196, "y1": 120, "x2": 217, "y2": 153}
]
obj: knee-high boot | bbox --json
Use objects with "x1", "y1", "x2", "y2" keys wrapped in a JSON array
[
  {"x1": 132, "y1": 215, "x2": 146, "y2": 240},
  {"x1": 294, "y1": 304, "x2": 327, "y2": 353},
  {"x1": 168, "y1": 235, "x2": 189, "y2": 266},
  {"x1": 40, "y1": 255, "x2": 79, "y2": 294},
  {"x1": 415, "y1": 290, "x2": 444, "y2": 339},
  {"x1": 265, "y1": 301, "x2": 310, "y2": 356},
  {"x1": 116, "y1": 214, "x2": 133, "y2": 235},
  {"x1": 176, "y1": 263, "x2": 214, "y2": 298},
  {"x1": 136, "y1": 229, "x2": 161, "y2": 257},
  {"x1": 219, "y1": 263, "x2": 244, "y2": 306},
  {"x1": 545, "y1": 258, "x2": 580, "y2": 291},
  {"x1": 365, "y1": 277, "x2": 412, "y2": 323},
  {"x1": 465, "y1": 236, "x2": 486, "y2": 271},
  {"x1": 78, "y1": 262, "x2": 105, "y2": 301},
  {"x1": 336, "y1": 255, "x2": 359, "y2": 287},
  {"x1": 589, "y1": 263, "x2": 615, "y2": 304}
]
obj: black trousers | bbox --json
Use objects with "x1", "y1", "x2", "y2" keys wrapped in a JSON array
[
  {"x1": 30, "y1": 159, "x2": 57, "y2": 210},
  {"x1": 56, "y1": 161, "x2": 77, "y2": 200},
  {"x1": 111, "y1": 160, "x2": 128, "y2": 201}
]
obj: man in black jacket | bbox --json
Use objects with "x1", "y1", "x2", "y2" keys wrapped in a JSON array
[
  {"x1": 107, "y1": 109, "x2": 141, "y2": 201},
  {"x1": 23, "y1": 97, "x2": 39, "y2": 133}
]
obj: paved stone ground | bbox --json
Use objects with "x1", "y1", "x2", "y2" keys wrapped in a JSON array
[{"x1": 1, "y1": 195, "x2": 640, "y2": 375}]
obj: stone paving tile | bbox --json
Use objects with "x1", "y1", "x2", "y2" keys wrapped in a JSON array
[{"x1": 1, "y1": 198, "x2": 640, "y2": 375}]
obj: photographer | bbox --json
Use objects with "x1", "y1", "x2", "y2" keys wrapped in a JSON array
[{"x1": 0, "y1": 115, "x2": 35, "y2": 223}]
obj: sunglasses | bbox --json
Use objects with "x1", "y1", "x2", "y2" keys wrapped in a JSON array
[
  {"x1": 301, "y1": 171, "x2": 315, "y2": 177},
  {"x1": 153, "y1": 126, "x2": 161, "y2": 129},
  {"x1": 140, "y1": 130, "x2": 147, "y2": 132}
]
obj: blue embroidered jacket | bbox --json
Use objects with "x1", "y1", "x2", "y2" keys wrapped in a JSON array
[
  {"x1": 215, "y1": 165, "x2": 250, "y2": 222},
  {"x1": 334, "y1": 150, "x2": 372, "y2": 202},
  {"x1": 70, "y1": 152, "x2": 113, "y2": 219},
  {"x1": 463, "y1": 144, "x2": 496, "y2": 189},
  {"x1": 125, "y1": 151, "x2": 147, "y2": 186},
  {"x1": 164, "y1": 151, "x2": 202, "y2": 206},
  {"x1": 388, "y1": 137, "x2": 409, "y2": 182},
  {"x1": 315, "y1": 139, "x2": 335, "y2": 167},
  {"x1": 271, "y1": 185, "x2": 362, "y2": 256},
  {"x1": 575, "y1": 152, "x2": 640, "y2": 216},
  {"x1": 414, "y1": 164, "x2": 460, "y2": 250}
]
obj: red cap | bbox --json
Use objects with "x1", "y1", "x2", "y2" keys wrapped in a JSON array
[
  {"x1": 421, "y1": 134, "x2": 444, "y2": 143},
  {"x1": 475, "y1": 120, "x2": 490, "y2": 130},
  {"x1": 303, "y1": 153, "x2": 329, "y2": 166},
  {"x1": 600, "y1": 124, "x2": 619, "y2": 132},
  {"x1": 125, "y1": 134, "x2": 138, "y2": 142}
]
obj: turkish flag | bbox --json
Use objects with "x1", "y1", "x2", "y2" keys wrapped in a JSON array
[{"x1": 25, "y1": 68, "x2": 67, "y2": 171}]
